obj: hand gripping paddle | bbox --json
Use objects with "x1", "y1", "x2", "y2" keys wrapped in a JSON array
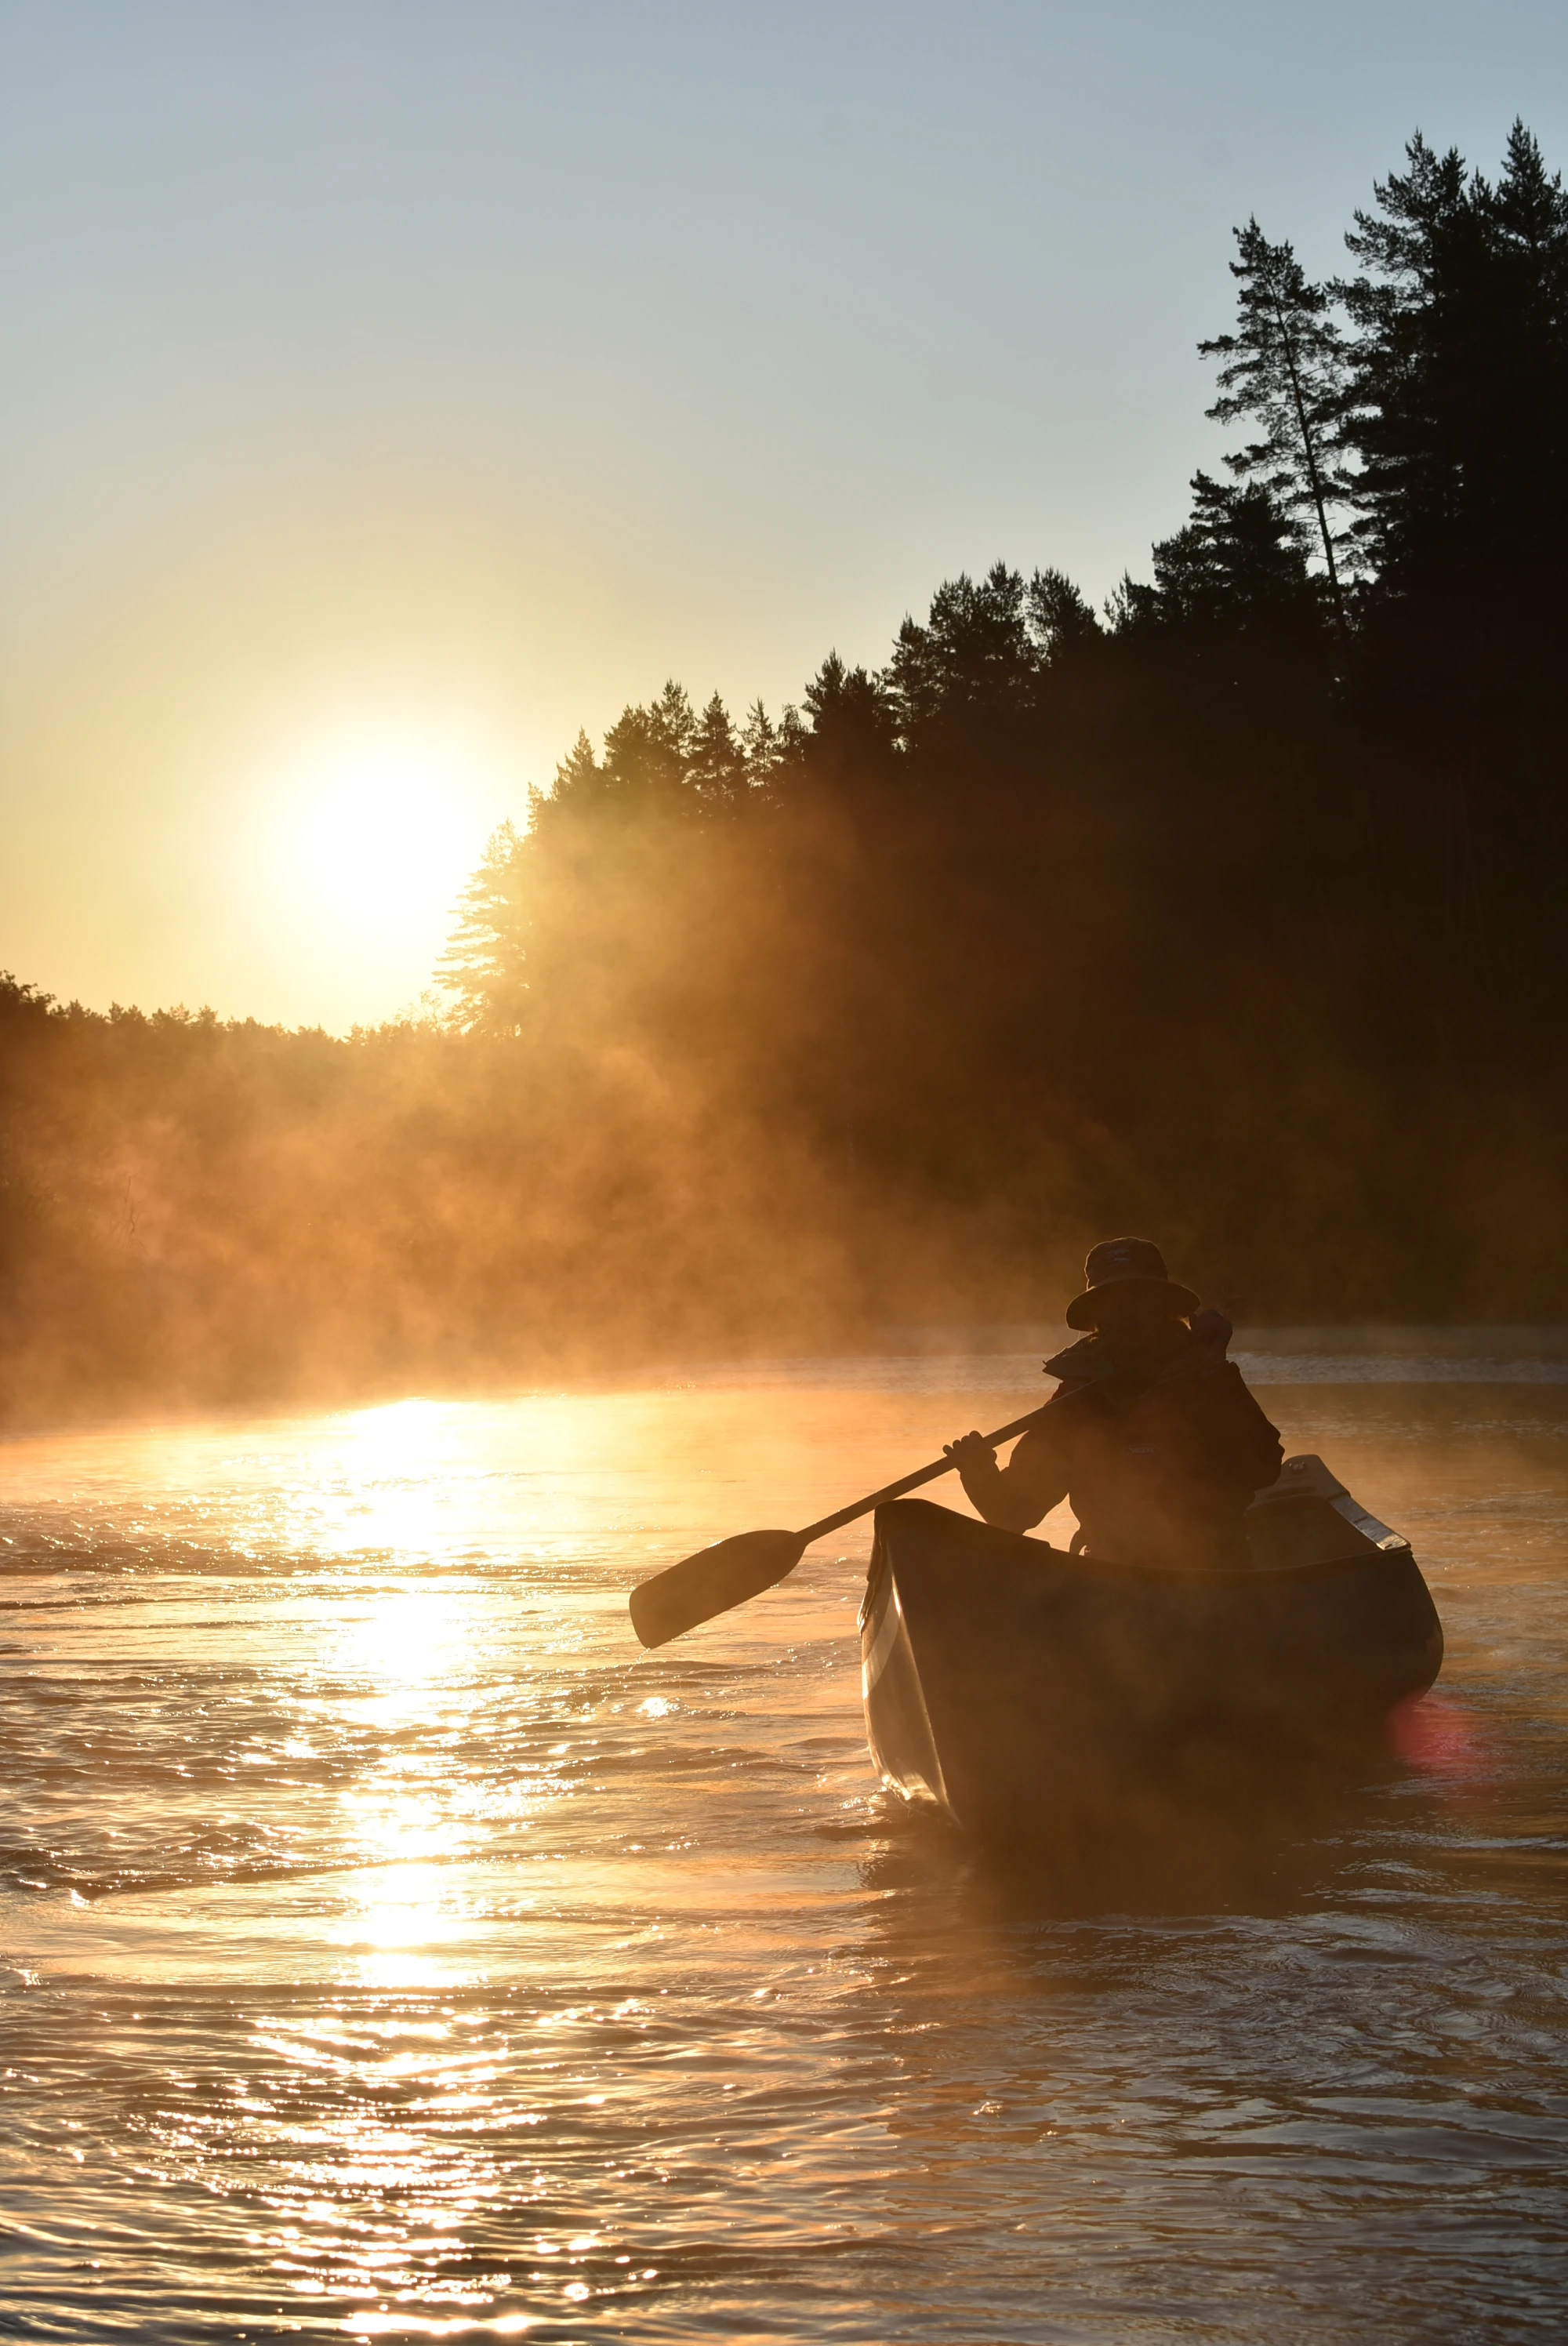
[{"x1": 628, "y1": 1404, "x2": 1048, "y2": 1647}]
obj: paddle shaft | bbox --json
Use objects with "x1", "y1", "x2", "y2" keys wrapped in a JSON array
[
  {"x1": 795, "y1": 1404, "x2": 1050, "y2": 1543},
  {"x1": 627, "y1": 1400, "x2": 1056, "y2": 1647}
]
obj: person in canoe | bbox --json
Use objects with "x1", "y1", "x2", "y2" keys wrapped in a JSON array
[{"x1": 945, "y1": 1237, "x2": 1283, "y2": 1570}]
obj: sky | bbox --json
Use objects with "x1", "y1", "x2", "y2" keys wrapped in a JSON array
[{"x1": 2, "y1": 1, "x2": 1565, "y2": 1031}]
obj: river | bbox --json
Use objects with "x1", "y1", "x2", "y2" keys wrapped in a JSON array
[{"x1": 2, "y1": 1339, "x2": 1566, "y2": 2341}]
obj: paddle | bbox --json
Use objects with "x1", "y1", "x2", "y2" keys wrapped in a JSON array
[{"x1": 628, "y1": 1402, "x2": 1051, "y2": 1647}]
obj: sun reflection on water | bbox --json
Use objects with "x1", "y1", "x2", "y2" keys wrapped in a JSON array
[
  {"x1": 327, "y1": 1578, "x2": 496, "y2": 1988},
  {"x1": 332, "y1": 1862, "x2": 469, "y2": 1991},
  {"x1": 338, "y1": 1582, "x2": 472, "y2": 1690}
]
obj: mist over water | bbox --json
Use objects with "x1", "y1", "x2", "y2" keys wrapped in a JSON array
[{"x1": 2, "y1": 1342, "x2": 1566, "y2": 2341}]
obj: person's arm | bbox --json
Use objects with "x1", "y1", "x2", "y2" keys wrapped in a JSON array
[{"x1": 944, "y1": 1415, "x2": 1069, "y2": 1534}]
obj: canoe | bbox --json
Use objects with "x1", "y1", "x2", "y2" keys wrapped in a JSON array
[{"x1": 858, "y1": 1453, "x2": 1443, "y2": 1843}]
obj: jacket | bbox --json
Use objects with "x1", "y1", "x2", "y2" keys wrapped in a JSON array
[{"x1": 959, "y1": 1332, "x2": 1283, "y2": 1571}]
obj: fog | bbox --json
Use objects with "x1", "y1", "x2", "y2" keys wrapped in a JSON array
[{"x1": 7, "y1": 114, "x2": 1568, "y2": 1426}]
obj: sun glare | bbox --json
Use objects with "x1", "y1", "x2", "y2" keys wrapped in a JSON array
[{"x1": 267, "y1": 728, "x2": 500, "y2": 950}]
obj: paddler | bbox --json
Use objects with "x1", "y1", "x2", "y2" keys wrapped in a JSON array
[{"x1": 945, "y1": 1237, "x2": 1283, "y2": 1570}]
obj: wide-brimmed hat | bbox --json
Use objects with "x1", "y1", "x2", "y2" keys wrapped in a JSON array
[{"x1": 1065, "y1": 1236, "x2": 1200, "y2": 1330}]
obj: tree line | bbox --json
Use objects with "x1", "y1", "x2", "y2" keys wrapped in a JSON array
[
  {"x1": 5, "y1": 125, "x2": 1567, "y2": 1419},
  {"x1": 449, "y1": 122, "x2": 1568, "y2": 1000}
]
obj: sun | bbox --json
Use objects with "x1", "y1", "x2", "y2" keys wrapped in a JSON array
[
  {"x1": 279, "y1": 732, "x2": 493, "y2": 932},
  {"x1": 234, "y1": 713, "x2": 518, "y2": 1026}
]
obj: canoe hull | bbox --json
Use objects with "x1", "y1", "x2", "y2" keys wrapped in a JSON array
[{"x1": 859, "y1": 1490, "x2": 1443, "y2": 1843}]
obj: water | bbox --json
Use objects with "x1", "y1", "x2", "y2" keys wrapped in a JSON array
[{"x1": 2, "y1": 1346, "x2": 1566, "y2": 2341}]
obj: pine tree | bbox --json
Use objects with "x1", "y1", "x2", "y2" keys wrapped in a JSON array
[
  {"x1": 798, "y1": 655, "x2": 895, "y2": 790},
  {"x1": 884, "y1": 564, "x2": 1037, "y2": 748},
  {"x1": 438, "y1": 822, "x2": 531, "y2": 1033},
  {"x1": 1200, "y1": 220, "x2": 1356, "y2": 646},
  {"x1": 1336, "y1": 127, "x2": 1568, "y2": 648},
  {"x1": 1335, "y1": 134, "x2": 1486, "y2": 596},
  {"x1": 1112, "y1": 474, "x2": 1320, "y2": 637},
  {"x1": 600, "y1": 683, "x2": 695, "y2": 804},
  {"x1": 1474, "y1": 122, "x2": 1568, "y2": 621},
  {"x1": 740, "y1": 699, "x2": 781, "y2": 789},
  {"x1": 688, "y1": 692, "x2": 748, "y2": 812},
  {"x1": 548, "y1": 729, "x2": 601, "y2": 805},
  {"x1": 1025, "y1": 568, "x2": 1102, "y2": 662}
]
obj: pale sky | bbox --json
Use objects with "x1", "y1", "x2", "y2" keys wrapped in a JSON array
[{"x1": 3, "y1": 1, "x2": 1564, "y2": 1030}]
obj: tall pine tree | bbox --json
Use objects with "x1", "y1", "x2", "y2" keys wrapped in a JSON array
[{"x1": 1200, "y1": 220, "x2": 1356, "y2": 648}]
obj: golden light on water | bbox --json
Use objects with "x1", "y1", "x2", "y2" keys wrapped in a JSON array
[
  {"x1": 4, "y1": 1371, "x2": 1566, "y2": 2337},
  {"x1": 338, "y1": 1583, "x2": 470, "y2": 1692},
  {"x1": 333, "y1": 1861, "x2": 466, "y2": 1992},
  {"x1": 334, "y1": 1578, "x2": 488, "y2": 1988}
]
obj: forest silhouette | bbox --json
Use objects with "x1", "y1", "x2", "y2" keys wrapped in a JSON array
[{"x1": 5, "y1": 125, "x2": 1567, "y2": 1420}]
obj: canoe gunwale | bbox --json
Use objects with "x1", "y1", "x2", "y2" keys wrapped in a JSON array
[{"x1": 858, "y1": 1529, "x2": 1419, "y2": 1631}]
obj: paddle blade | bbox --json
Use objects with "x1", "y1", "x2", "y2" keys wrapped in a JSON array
[{"x1": 629, "y1": 1528, "x2": 808, "y2": 1648}]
